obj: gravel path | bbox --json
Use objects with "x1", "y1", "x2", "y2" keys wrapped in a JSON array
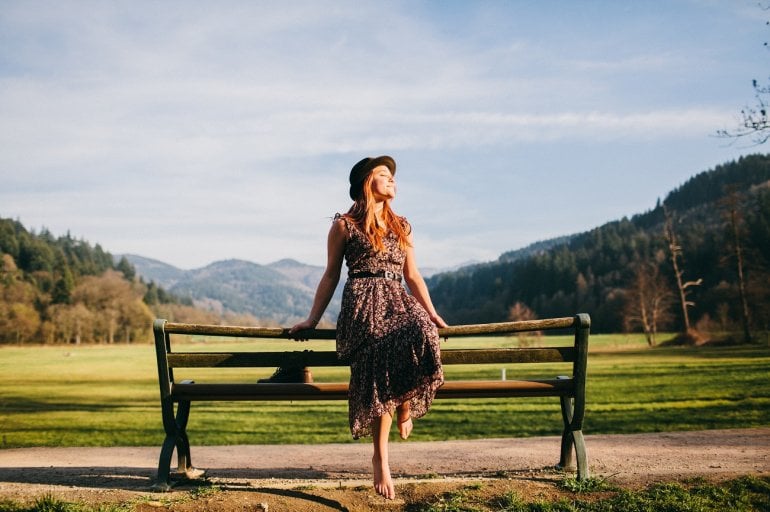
[{"x1": 0, "y1": 428, "x2": 767, "y2": 500}]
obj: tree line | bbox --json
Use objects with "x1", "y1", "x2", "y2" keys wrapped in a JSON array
[
  {"x1": 427, "y1": 154, "x2": 770, "y2": 344},
  {"x1": 0, "y1": 218, "x2": 257, "y2": 344}
]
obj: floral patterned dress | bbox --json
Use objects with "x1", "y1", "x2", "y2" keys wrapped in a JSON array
[{"x1": 335, "y1": 214, "x2": 444, "y2": 439}]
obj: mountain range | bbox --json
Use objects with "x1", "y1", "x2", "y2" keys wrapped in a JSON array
[
  {"x1": 122, "y1": 255, "x2": 475, "y2": 325},
  {"x1": 121, "y1": 254, "x2": 478, "y2": 325},
  {"x1": 121, "y1": 255, "x2": 340, "y2": 324}
]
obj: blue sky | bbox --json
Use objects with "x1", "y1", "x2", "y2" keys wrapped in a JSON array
[{"x1": 1, "y1": 0, "x2": 767, "y2": 270}]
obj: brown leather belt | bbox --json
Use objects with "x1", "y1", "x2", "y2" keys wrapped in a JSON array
[{"x1": 348, "y1": 270, "x2": 402, "y2": 281}]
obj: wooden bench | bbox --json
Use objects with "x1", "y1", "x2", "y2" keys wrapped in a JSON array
[{"x1": 152, "y1": 314, "x2": 591, "y2": 490}]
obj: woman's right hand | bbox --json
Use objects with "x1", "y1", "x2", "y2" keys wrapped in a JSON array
[
  {"x1": 288, "y1": 318, "x2": 318, "y2": 341},
  {"x1": 430, "y1": 313, "x2": 449, "y2": 329}
]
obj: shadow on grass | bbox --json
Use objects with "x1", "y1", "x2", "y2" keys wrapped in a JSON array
[{"x1": 0, "y1": 397, "x2": 147, "y2": 413}]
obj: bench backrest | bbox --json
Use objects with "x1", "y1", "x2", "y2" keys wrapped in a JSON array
[{"x1": 154, "y1": 314, "x2": 590, "y2": 386}]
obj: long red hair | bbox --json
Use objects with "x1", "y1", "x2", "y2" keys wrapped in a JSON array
[{"x1": 344, "y1": 172, "x2": 411, "y2": 252}]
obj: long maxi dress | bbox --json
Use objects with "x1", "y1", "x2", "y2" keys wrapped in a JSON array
[{"x1": 334, "y1": 214, "x2": 444, "y2": 439}]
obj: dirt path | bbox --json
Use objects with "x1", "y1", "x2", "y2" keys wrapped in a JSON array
[{"x1": 0, "y1": 428, "x2": 767, "y2": 511}]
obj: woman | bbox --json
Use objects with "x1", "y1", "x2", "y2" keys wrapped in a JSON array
[{"x1": 289, "y1": 155, "x2": 445, "y2": 500}]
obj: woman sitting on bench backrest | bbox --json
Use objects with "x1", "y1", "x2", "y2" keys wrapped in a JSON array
[{"x1": 289, "y1": 155, "x2": 446, "y2": 500}]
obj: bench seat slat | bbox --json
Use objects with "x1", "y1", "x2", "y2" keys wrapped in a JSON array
[
  {"x1": 438, "y1": 379, "x2": 574, "y2": 398},
  {"x1": 170, "y1": 378, "x2": 574, "y2": 401},
  {"x1": 167, "y1": 348, "x2": 575, "y2": 368}
]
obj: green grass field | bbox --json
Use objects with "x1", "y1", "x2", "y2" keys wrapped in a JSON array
[{"x1": 0, "y1": 333, "x2": 768, "y2": 448}]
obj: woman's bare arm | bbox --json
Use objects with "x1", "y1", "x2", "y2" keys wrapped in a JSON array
[
  {"x1": 402, "y1": 231, "x2": 448, "y2": 328},
  {"x1": 289, "y1": 219, "x2": 347, "y2": 338}
]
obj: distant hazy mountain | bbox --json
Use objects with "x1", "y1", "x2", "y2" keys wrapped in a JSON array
[
  {"x1": 121, "y1": 254, "x2": 343, "y2": 324},
  {"x1": 497, "y1": 236, "x2": 575, "y2": 264},
  {"x1": 421, "y1": 260, "x2": 483, "y2": 278},
  {"x1": 267, "y1": 258, "x2": 326, "y2": 291},
  {"x1": 121, "y1": 254, "x2": 186, "y2": 288}
]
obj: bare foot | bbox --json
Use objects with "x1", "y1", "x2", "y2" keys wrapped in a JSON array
[
  {"x1": 372, "y1": 454, "x2": 395, "y2": 499},
  {"x1": 397, "y1": 404, "x2": 413, "y2": 440}
]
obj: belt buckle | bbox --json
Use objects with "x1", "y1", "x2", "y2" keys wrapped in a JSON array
[{"x1": 384, "y1": 270, "x2": 395, "y2": 280}]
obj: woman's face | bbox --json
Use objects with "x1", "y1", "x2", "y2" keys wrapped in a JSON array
[{"x1": 369, "y1": 165, "x2": 396, "y2": 201}]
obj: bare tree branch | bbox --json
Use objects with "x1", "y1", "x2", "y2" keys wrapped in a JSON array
[
  {"x1": 717, "y1": 4, "x2": 770, "y2": 145},
  {"x1": 717, "y1": 79, "x2": 770, "y2": 145}
]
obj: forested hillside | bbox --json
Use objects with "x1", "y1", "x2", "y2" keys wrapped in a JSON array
[
  {"x1": 0, "y1": 218, "x2": 223, "y2": 344},
  {"x1": 427, "y1": 154, "x2": 770, "y2": 340}
]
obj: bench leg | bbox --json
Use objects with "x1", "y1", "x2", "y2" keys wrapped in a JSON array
[
  {"x1": 572, "y1": 429, "x2": 589, "y2": 480},
  {"x1": 153, "y1": 435, "x2": 177, "y2": 491},
  {"x1": 173, "y1": 400, "x2": 205, "y2": 479},
  {"x1": 558, "y1": 394, "x2": 589, "y2": 480},
  {"x1": 558, "y1": 395, "x2": 576, "y2": 471},
  {"x1": 173, "y1": 400, "x2": 193, "y2": 474},
  {"x1": 153, "y1": 399, "x2": 205, "y2": 491}
]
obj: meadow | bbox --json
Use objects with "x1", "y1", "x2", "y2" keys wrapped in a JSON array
[{"x1": 0, "y1": 333, "x2": 768, "y2": 448}]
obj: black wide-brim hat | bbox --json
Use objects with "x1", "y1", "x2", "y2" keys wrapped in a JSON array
[{"x1": 349, "y1": 155, "x2": 396, "y2": 200}]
